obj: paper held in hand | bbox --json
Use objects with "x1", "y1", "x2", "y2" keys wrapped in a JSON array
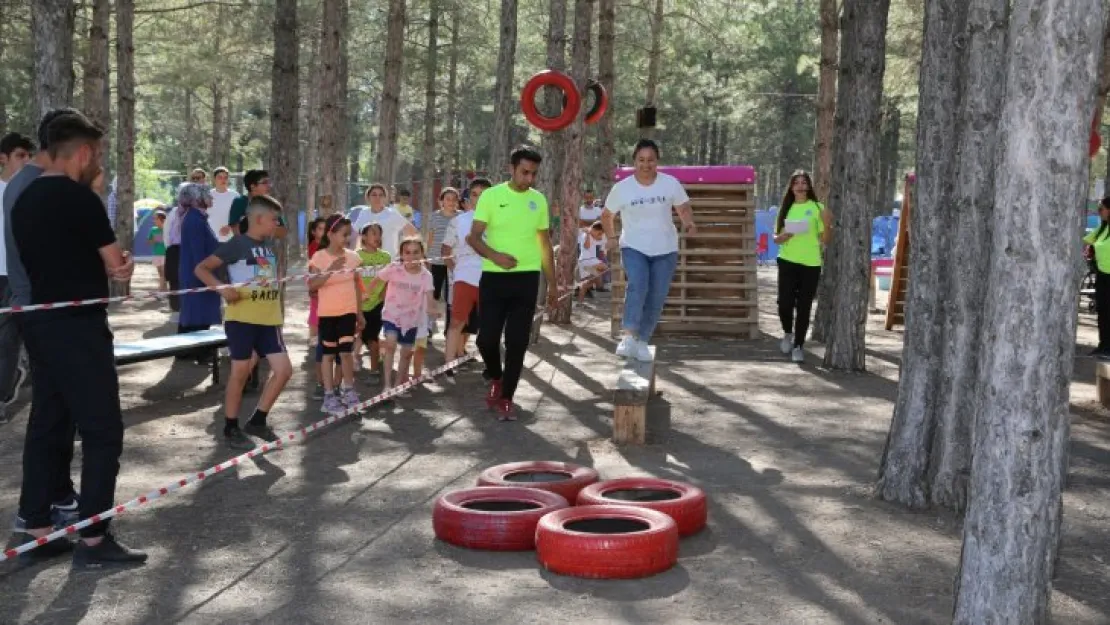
[{"x1": 784, "y1": 219, "x2": 810, "y2": 235}]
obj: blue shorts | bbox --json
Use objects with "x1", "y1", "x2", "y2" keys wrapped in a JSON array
[
  {"x1": 381, "y1": 320, "x2": 418, "y2": 347},
  {"x1": 225, "y1": 321, "x2": 286, "y2": 361}
]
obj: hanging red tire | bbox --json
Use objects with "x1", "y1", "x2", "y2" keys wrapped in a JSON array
[
  {"x1": 536, "y1": 505, "x2": 679, "y2": 579},
  {"x1": 584, "y1": 80, "x2": 608, "y2": 125},
  {"x1": 433, "y1": 486, "x2": 569, "y2": 551},
  {"x1": 576, "y1": 477, "x2": 707, "y2": 536},
  {"x1": 477, "y1": 461, "x2": 600, "y2": 503},
  {"x1": 520, "y1": 70, "x2": 581, "y2": 132}
]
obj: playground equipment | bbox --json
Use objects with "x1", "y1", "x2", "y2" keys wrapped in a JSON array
[
  {"x1": 609, "y1": 165, "x2": 759, "y2": 340},
  {"x1": 885, "y1": 172, "x2": 915, "y2": 330},
  {"x1": 520, "y1": 70, "x2": 609, "y2": 132}
]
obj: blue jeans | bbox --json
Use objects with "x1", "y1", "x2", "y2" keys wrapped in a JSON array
[{"x1": 621, "y1": 248, "x2": 678, "y2": 341}]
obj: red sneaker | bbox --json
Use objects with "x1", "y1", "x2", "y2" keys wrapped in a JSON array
[
  {"x1": 496, "y1": 399, "x2": 516, "y2": 421},
  {"x1": 485, "y1": 379, "x2": 502, "y2": 409}
]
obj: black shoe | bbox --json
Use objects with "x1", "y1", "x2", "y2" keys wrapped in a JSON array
[
  {"x1": 224, "y1": 427, "x2": 256, "y2": 450},
  {"x1": 444, "y1": 369, "x2": 456, "y2": 378},
  {"x1": 73, "y1": 533, "x2": 147, "y2": 568},
  {"x1": 243, "y1": 422, "x2": 279, "y2": 442},
  {"x1": 481, "y1": 369, "x2": 492, "y2": 382},
  {"x1": 14, "y1": 532, "x2": 73, "y2": 563}
]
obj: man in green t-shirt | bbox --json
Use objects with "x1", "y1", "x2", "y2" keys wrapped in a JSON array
[
  {"x1": 467, "y1": 146, "x2": 558, "y2": 420},
  {"x1": 228, "y1": 169, "x2": 288, "y2": 239}
]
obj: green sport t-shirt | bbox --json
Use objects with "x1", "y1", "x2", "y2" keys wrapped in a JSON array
[
  {"x1": 776, "y1": 200, "x2": 825, "y2": 267},
  {"x1": 472, "y1": 182, "x2": 549, "y2": 273},
  {"x1": 1085, "y1": 228, "x2": 1110, "y2": 273},
  {"x1": 358, "y1": 248, "x2": 392, "y2": 310}
]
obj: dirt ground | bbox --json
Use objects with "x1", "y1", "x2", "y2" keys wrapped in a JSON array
[{"x1": 0, "y1": 264, "x2": 1108, "y2": 624}]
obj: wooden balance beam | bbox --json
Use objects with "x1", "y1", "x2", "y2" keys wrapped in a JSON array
[
  {"x1": 612, "y1": 346, "x2": 656, "y2": 445},
  {"x1": 114, "y1": 328, "x2": 227, "y2": 385}
]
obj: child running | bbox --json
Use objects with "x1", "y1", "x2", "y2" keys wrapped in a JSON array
[
  {"x1": 194, "y1": 195, "x2": 293, "y2": 449},
  {"x1": 149, "y1": 210, "x2": 167, "y2": 290},
  {"x1": 577, "y1": 222, "x2": 608, "y2": 302},
  {"x1": 365, "y1": 237, "x2": 437, "y2": 394},
  {"x1": 308, "y1": 214, "x2": 365, "y2": 414},
  {"x1": 356, "y1": 223, "x2": 391, "y2": 377}
]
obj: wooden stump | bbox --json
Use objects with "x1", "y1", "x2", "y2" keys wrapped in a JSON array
[{"x1": 612, "y1": 346, "x2": 655, "y2": 445}]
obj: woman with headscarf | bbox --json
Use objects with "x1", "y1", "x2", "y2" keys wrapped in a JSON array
[{"x1": 176, "y1": 182, "x2": 222, "y2": 339}]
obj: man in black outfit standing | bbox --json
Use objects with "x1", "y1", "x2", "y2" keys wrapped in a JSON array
[{"x1": 12, "y1": 112, "x2": 146, "y2": 566}]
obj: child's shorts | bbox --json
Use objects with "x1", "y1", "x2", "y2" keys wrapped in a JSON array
[
  {"x1": 578, "y1": 258, "x2": 604, "y2": 281},
  {"x1": 451, "y1": 282, "x2": 479, "y2": 325},
  {"x1": 382, "y1": 320, "x2": 418, "y2": 347},
  {"x1": 360, "y1": 303, "x2": 384, "y2": 344},
  {"x1": 152, "y1": 256, "x2": 165, "y2": 268},
  {"x1": 319, "y1": 313, "x2": 357, "y2": 354},
  {"x1": 225, "y1": 321, "x2": 286, "y2": 361}
]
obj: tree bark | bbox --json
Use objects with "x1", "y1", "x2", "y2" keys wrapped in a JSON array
[
  {"x1": 335, "y1": 0, "x2": 350, "y2": 208},
  {"x1": 270, "y1": 0, "x2": 299, "y2": 264},
  {"x1": 537, "y1": 0, "x2": 567, "y2": 209},
  {"x1": 596, "y1": 0, "x2": 616, "y2": 197},
  {"x1": 33, "y1": 0, "x2": 76, "y2": 118},
  {"x1": 443, "y1": 3, "x2": 460, "y2": 189},
  {"x1": 551, "y1": 0, "x2": 594, "y2": 325},
  {"x1": 813, "y1": 0, "x2": 839, "y2": 202},
  {"x1": 375, "y1": 0, "x2": 405, "y2": 185},
  {"x1": 927, "y1": 0, "x2": 1007, "y2": 513},
  {"x1": 115, "y1": 0, "x2": 135, "y2": 297},
  {"x1": 318, "y1": 0, "x2": 344, "y2": 215},
  {"x1": 183, "y1": 89, "x2": 195, "y2": 169},
  {"x1": 489, "y1": 0, "x2": 519, "y2": 176},
  {"x1": 877, "y1": 99, "x2": 900, "y2": 216},
  {"x1": 210, "y1": 86, "x2": 224, "y2": 167},
  {"x1": 876, "y1": 0, "x2": 969, "y2": 508},
  {"x1": 642, "y1": 0, "x2": 664, "y2": 139},
  {"x1": 820, "y1": 0, "x2": 889, "y2": 371},
  {"x1": 304, "y1": 17, "x2": 322, "y2": 218},
  {"x1": 953, "y1": 1, "x2": 1103, "y2": 620},
  {"x1": 420, "y1": 0, "x2": 440, "y2": 235},
  {"x1": 83, "y1": 0, "x2": 110, "y2": 200}
]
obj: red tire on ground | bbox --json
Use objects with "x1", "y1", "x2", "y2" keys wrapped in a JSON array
[
  {"x1": 433, "y1": 486, "x2": 569, "y2": 551},
  {"x1": 576, "y1": 477, "x2": 707, "y2": 536},
  {"x1": 477, "y1": 461, "x2": 600, "y2": 503},
  {"x1": 535, "y1": 505, "x2": 679, "y2": 579},
  {"x1": 520, "y1": 70, "x2": 581, "y2": 132}
]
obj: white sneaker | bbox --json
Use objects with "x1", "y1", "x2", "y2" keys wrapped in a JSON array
[
  {"x1": 791, "y1": 347, "x2": 805, "y2": 363},
  {"x1": 616, "y1": 335, "x2": 636, "y2": 359},
  {"x1": 780, "y1": 333, "x2": 793, "y2": 355},
  {"x1": 633, "y1": 340, "x2": 654, "y2": 362}
]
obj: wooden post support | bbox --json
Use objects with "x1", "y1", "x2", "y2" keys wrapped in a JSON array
[
  {"x1": 1096, "y1": 362, "x2": 1110, "y2": 409},
  {"x1": 612, "y1": 346, "x2": 655, "y2": 445}
]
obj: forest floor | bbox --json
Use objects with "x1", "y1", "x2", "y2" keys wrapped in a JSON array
[{"x1": 0, "y1": 264, "x2": 1108, "y2": 624}]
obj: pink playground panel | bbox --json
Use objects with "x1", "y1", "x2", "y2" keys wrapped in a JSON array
[{"x1": 613, "y1": 165, "x2": 756, "y2": 185}]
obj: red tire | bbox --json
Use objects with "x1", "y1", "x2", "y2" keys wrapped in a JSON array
[
  {"x1": 520, "y1": 70, "x2": 581, "y2": 132},
  {"x1": 576, "y1": 477, "x2": 707, "y2": 536},
  {"x1": 433, "y1": 486, "x2": 569, "y2": 551},
  {"x1": 584, "y1": 80, "x2": 608, "y2": 125},
  {"x1": 477, "y1": 461, "x2": 599, "y2": 503},
  {"x1": 536, "y1": 505, "x2": 679, "y2": 579}
]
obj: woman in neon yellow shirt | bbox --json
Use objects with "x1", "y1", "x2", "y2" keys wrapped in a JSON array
[
  {"x1": 773, "y1": 170, "x2": 832, "y2": 363},
  {"x1": 1084, "y1": 198, "x2": 1110, "y2": 357}
]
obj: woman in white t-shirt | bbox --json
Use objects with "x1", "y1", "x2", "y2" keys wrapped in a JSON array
[{"x1": 602, "y1": 139, "x2": 696, "y2": 362}]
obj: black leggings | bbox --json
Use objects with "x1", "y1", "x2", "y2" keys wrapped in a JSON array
[
  {"x1": 777, "y1": 258, "x2": 821, "y2": 348},
  {"x1": 165, "y1": 244, "x2": 181, "y2": 312},
  {"x1": 431, "y1": 264, "x2": 450, "y2": 331},
  {"x1": 477, "y1": 271, "x2": 539, "y2": 401},
  {"x1": 1097, "y1": 271, "x2": 1110, "y2": 349}
]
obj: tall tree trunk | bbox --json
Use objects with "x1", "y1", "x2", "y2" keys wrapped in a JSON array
[
  {"x1": 551, "y1": 0, "x2": 594, "y2": 325},
  {"x1": 814, "y1": 0, "x2": 839, "y2": 202},
  {"x1": 375, "y1": 0, "x2": 405, "y2": 184},
  {"x1": 222, "y1": 96, "x2": 233, "y2": 167},
  {"x1": 349, "y1": 109, "x2": 361, "y2": 184},
  {"x1": 420, "y1": 0, "x2": 440, "y2": 235},
  {"x1": 820, "y1": 0, "x2": 889, "y2": 371},
  {"x1": 184, "y1": 89, "x2": 195, "y2": 169},
  {"x1": 878, "y1": 100, "x2": 900, "y2": 215},
  {"x1": 641, "y1": 0, "x2": 664, "y2": 139},
  {"x1": 597, "y1": 0, "x2": 616, "y2": 197},
  {"x1": 115, "y1": 0, "x2": 135, "y2": 297},
  {"x1": 270, "y1": 0, "x2": 299, "y2": 264},
  {"x1": 304, "y1": 18, "x2": 322, "y2": 217},
  {"x1": 489, "y1": 0, "x2": 519, "y2": 176},
  {"x1": 877, "y1": 0, "x2": 970, "y2": 508},
  {"x1": 33, "y1": 0, "x2": 76, "y2": 118},
  {"x1": 210, "y1": 87, "x2": 224, "y2": 167},
  {"x1": 442, "y1": 3, "x2": 460, "y2": 188},
  {"x1": 537, "y1": 0, "x2": 567, "y2": 208},
  {"x1": 83, "y1": 0, "x2": 110, "y2": 200},
  {"x1": 318, "y1": 0, "x2": 344, "y2": 215},
  {"x1": 0, "y1": 0, "x2": 7, "y2": 132},
  {"x1": 334, "y1": 0, "x2": 350, "y2": 208},
  {"x1": 952, "y1": 1, "x2": 1103, "y2": 620}
]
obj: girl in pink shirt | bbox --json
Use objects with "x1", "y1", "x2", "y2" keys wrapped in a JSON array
[
  {"x1": 366, "y1": 237, "x2": 437, "y2": 394},
  {"x1": 308, "y1": 215, "x2": 365, "y2": 414}
]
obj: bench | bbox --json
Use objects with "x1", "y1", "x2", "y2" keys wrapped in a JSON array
[
  {"x1": 114, "y1": 328, "x2": 227, "y2": 385},
  {"x1": 612, "y1": 346, "x2": 656, "y2": 445}
]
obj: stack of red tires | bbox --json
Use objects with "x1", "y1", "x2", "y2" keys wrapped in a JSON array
[{"x1": 432, "y1": 461, "x2": 707, "y2": 579}]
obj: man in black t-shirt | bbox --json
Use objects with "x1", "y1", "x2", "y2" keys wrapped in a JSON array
[{"x1": 11, "y1": 112, "x2": 146, "y2": 567}]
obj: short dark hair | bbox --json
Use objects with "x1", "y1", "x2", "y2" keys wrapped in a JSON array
[
  {"x1": 510, "y1": 146, "x2": 542, "y2": 166},
  {"x1": 213, "y1": 166, "x2": 230, "y2": 177},
  {"x1": 632, "y1": 139, "x2": 661, "y2": 160},
  {"x1": 37, "y1": 107, "x2": 82, "y2": 149},
  {"x1": 244, "y1": 169, "x2": 269, "y2": 192},
  {"x1": 589, "y1": 221, "x2": 603, "y2": 232},
  {"x1": 46, "y1": 114, "x2": 104, "y2": 159},
  {"x1": 153, "y1": 210, "x2": 167, "y2": 220},
  {"x1": 0, "y1": 132, "x2": 34, "y2": 156},
  {"x1": 397, "y1": 187, "x2": 411, "y2": 198},
  {"x1": 247, "y1": 194, "x2": 283, "y2": 216},
  {"x1": 470, "y1": 177, "x2": 493, "y2": 192}
]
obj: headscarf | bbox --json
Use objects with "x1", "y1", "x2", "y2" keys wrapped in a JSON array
[{"x1": 170, "y1": 182, "x2": 212, "y2": 243}]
